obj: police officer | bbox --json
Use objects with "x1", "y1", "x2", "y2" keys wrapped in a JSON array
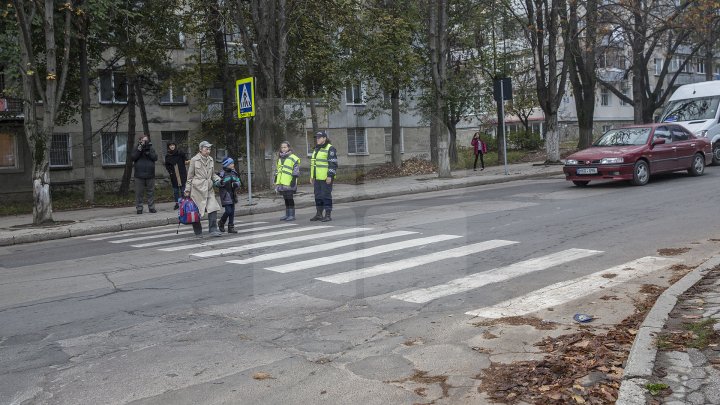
[{"x1": 310, "y1": 131, "x2": 338, "y2": 222}]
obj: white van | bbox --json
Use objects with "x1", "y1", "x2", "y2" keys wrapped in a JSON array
[{"x1": 660, "y1": 80, "x2": 720, "y2": 164}]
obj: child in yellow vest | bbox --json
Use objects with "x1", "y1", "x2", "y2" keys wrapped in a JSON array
[{"x1": 274, "y1": 141, "x2": 300, "y2": 221}]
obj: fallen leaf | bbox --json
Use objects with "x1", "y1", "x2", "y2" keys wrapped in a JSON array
[
  {"x1": 572, "y1": 394, "x2": 586, "y2": 403},
  {"x1": 252, "y1": 372, "x2": 274, "y2": 380},
  {"x1": 682, "y1": 315, "x2": 702, "y2": 319}
]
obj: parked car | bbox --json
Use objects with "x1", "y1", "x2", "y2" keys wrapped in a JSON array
[{"x1": 563, "y1": 124, "x2": 712, "y2": 187}]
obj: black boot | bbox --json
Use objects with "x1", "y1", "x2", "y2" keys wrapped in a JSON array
[
  {"x1": 227, "y1": 225, "x2": 238, "y2": 233},
  {"x1": 321, "y1": 210, "x2": 332, "y2": 222},
  {"x1": 310, "y1": 208, "x2": 323, "y2": 221},
  {"x1": 218, "y1": 215, "x2": 227, "y2": 232},
  {"x1": 285, "y1": 208, "x2": 295, "y2": 221}
]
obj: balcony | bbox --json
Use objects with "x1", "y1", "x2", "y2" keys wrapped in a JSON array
[{"x1": 0, "y1": 97, "x2": 24, "y2": 120}]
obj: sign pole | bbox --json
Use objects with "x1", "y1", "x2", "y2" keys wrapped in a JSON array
[
  {"x1": 500, "y1": 84, "x2": 508, "y2": 175},
  {"x1": 245, "y1": 117, "x2": 252, "y2": 205}
]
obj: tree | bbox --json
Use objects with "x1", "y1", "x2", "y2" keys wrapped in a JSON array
[
  {"x1": 8, "y1": 0, "x2": 74, "y2": 224},
  {"x1": 346, "y1": 0, "x2": 422, "y2": 167},
  {"x1": 506, "y1": 66, "x2": 539, "y2": 137},
  {"x1": 511, "y1": 0, "x2": 569, "y2": 163},
  {"x1": 234, "y1": 0, "x2": 290, "y2": 189},
  {"x1": 563, "y1": 0, "x2": 599, "y2": 149},
  {"x1": 428, "y1": 0, "x2": 451, "y2": 177},
  {"x1": 597, "y1": 0, "x2": 720, "y2": 124}
]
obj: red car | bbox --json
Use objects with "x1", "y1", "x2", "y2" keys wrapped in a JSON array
[{"x1": 563, "y1": 124, "x2": 711, "y2": 186}]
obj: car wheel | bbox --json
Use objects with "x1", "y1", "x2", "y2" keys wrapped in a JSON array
[
  {"x1": 713, "y1": 143, "x2": 720, "y2": 165},
  {"x1": 572, "y1": 180, "x2": 590, "y2": 187},
  {"x1": 688, "y1": 153, "x2": 705, "y2": 176},
  {"x1": 631, "y1": 160, "x2": 649, "y2": 186}
]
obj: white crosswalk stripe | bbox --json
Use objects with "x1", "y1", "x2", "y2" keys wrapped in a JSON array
[
  {"x1": 158, "y1": 224, "x2": 322, "y2": 252},
  {"x1": 87, "y1": 225, "x2": 179, "y2": 240},
  {"x1": 465, "y1": 256, "x2": 676, "y2": 318},
  {"x1": 265, "y1": 234, "x2": 463, "y2": 274},
  {"x1": 316, "y1": 239, "x2": 518, "y2": 284},
  {"x1": 391, "y1": 248, "x2": 602, "y2": 304},
  {"x1": 110, "y1": 230, "x2": 196, "y2": 243},
  {"x1": 128, "y1": 222, "x2": 270, "y2": 247},
  {"x1": 226, "y1": 231, "x2": 418, "y2": 265},
  {"x1": 190, "y1": 227, "x2": 372, "y2": 258}
]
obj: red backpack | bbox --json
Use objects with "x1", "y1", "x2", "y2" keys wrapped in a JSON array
[{"x1": 178, "y1": 197, "x2": 200, "y2": 225}]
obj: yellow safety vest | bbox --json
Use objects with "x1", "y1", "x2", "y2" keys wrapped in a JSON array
[
  {"x1": 311, "y1": 143, "x2": 332, "y2": 180},
  {"x1": 275, "y1": 154, "x2": 299, "y2": 186}
]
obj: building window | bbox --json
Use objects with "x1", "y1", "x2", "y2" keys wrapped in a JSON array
[
  {"x1": 160, "y1": 130, "x2": 188, "y2": 159},
  {"x1": 101, "y1": 132, "x2": 128, "y2": 165},
  {"x1": 345, "y1": 83, "x2": 365, "y2": 105},
  {"x1": 0, "y1": 131, "x2": 18, "y2": 169},
  {"x1": 50, "y1": 133, "x2": 72, "y2": 167},
  {"x1": 347, "y1": 127, "x2": 368, "y2": 155},
  {"x1": 99, "y1": 70, "x2": 128, "y2": 104},
  {"x1": 602, "y1": 124, "x2": 613, "y2": 133},
  {"x1": 384, "y1": 127, "x2": 404, "y2": 154},
  {"x1": 696, "y1": 58, "x2": 705, "y2": 74},
  {"x1": 159, "y1": 82, "x2": 186, "y2": 105},
  {"x1": 654, "y1": 58, "x2": 662, "y2": 76},
  {"x1": 600, "y1": 88, "x2": 610, "y2": 106}
]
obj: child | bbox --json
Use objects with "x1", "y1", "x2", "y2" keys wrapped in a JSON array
[
  {"x1": 274, "y1": 141, "x2": 300, "y2": 221},
  {"x1": 216, "y1": 157, "x2": 241, "y2": 233}
]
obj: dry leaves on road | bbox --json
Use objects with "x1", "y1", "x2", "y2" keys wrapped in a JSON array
[{"x1": 477, "y1": 294, "x2": 662, "y2": 404}]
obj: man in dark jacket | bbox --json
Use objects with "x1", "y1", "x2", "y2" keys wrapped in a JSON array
[
  {"x1": 131, "y1": 134, "x2": 158, "y2": 214},
  {"x1": 164, "y1": 142, "x2": 188, "y2": 210}
]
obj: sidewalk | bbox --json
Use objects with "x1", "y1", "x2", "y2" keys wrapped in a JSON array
[
  {"x1": 3, "y1": 160, "x2": 719, "y2": 404},
  {"x1": 0, "y1": 161, "x2": 562, "y2": 246}
]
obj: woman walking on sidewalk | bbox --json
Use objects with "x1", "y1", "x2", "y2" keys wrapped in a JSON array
[
  {"x1": 184, "y1": 141, "x2": 222, "y2": 237},
  {"x1": 274, "y1": 141, "x2": 300, "y2": 221},
  {"x1": 471, "y1": 132, "x2": 487, "y2": 171},
  {"x1": 164, "y1": 142, "x2": 188, "y2": 210}
]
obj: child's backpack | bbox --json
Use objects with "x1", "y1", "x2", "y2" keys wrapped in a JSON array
[{"x1": 178, "y1": 197, "x2": 200, "y2": 226}]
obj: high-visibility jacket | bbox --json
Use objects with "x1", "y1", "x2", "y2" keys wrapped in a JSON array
[
  {"x1": 311, "y1": 143, "x2": 332, "y2": 180},
  {"x1": 275, "y1": 154, "x2": 300, "y2": 186}
]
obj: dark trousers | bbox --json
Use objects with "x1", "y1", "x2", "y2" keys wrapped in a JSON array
[
  {"x1": 473, "y1": 152, "x2": 484, "y2": 170},
  {"x1": 192, "y1": 211, "x2": 218, "y2": 235},
  {"x1": 134, "y1": 178, "x2": 155, "y2": 210},
  {"x1": 313, "y1": 180, "x2": 333, "y2": 212},
  {"x1": 221, "y1": 204, "x2": 235, "y2": 226},
  {"x1": 283, "y1": 193, "x2": 295, "y2": 209},
  {"x1": 172, "y1": 184, "x2": 185, "y2": 203}
]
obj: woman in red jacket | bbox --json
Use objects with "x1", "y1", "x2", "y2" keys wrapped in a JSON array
[{"x1": 470, "y1": 132, "x2": 487, "y2": 171}]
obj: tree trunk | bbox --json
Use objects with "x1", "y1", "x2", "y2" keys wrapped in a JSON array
[
  {"x1": 545, "y1": 115, "x2": 560, "y2": 163},
  {"x1": 391, "y1": 89, "x2": 402, "y2": 167},
  {"x1": 447, "y1": 124, "x2": 457, "y2": 165},
  {"x1": 309, "y1": 90, "x2": 319, "y2": 134},
  {"x1": 705, "y1": 46, "x2": 714, "y2": 81},
  {"x1": 135, "y1": 81, "x2": 150, "y2": 136},
  {"x1": 429, "y1": 0, "x2": 450, "y2": 177},
  {"x1": 118, "y1": 74, "x2": 137, "y2": 196},
  {"x1": 429, "y1": 111, "x2": 439, "y2": 164},
  {"x1": 80, "y1": 27, "x2": 94, "y2": 203}
]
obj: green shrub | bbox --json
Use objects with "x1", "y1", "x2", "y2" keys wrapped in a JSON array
[{"x1": 507, "y1": 130, "x2": 544, "y2": 150}]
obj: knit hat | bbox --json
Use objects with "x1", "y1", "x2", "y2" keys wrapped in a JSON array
[{"x1": 222, "y1": 156, "x2": 234, "y2": 168}]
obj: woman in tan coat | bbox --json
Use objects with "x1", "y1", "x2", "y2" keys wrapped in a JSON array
[{"x1": 184, "y1": 140, "x2": 222, "y2": 237}]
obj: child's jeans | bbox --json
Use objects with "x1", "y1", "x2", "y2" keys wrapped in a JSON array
[{"x1": 221, "y1": 204, "x2": 235, "y2": 226}]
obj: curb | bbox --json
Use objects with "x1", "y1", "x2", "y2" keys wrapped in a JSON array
[
  {"x1": 0, "y1": 170, "x2": 562, "y2": 246},
  {"x1": 616, "y1": 254, "x2": 720, "y2": 404}
]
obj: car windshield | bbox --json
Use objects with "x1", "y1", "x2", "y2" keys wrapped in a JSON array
[
  {"x1": 661, "y1": 96, "x2": 720, "y2": 122},
  {"x1": 593, "y1": 128, "x2": 652, "y2": 146}
]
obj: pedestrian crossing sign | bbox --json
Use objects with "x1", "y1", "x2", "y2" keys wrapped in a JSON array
[{"x1": 236, "y1": 77, "x2": 255, "y2": 118}]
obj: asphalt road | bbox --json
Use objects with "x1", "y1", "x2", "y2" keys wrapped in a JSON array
[{"x1": 1, "y1": 171, "x2": 719, "y2": 404}]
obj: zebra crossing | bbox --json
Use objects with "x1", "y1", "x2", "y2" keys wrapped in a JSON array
[{"x1": 84, "y1": 222, "x2": 677, "y2": 317}]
